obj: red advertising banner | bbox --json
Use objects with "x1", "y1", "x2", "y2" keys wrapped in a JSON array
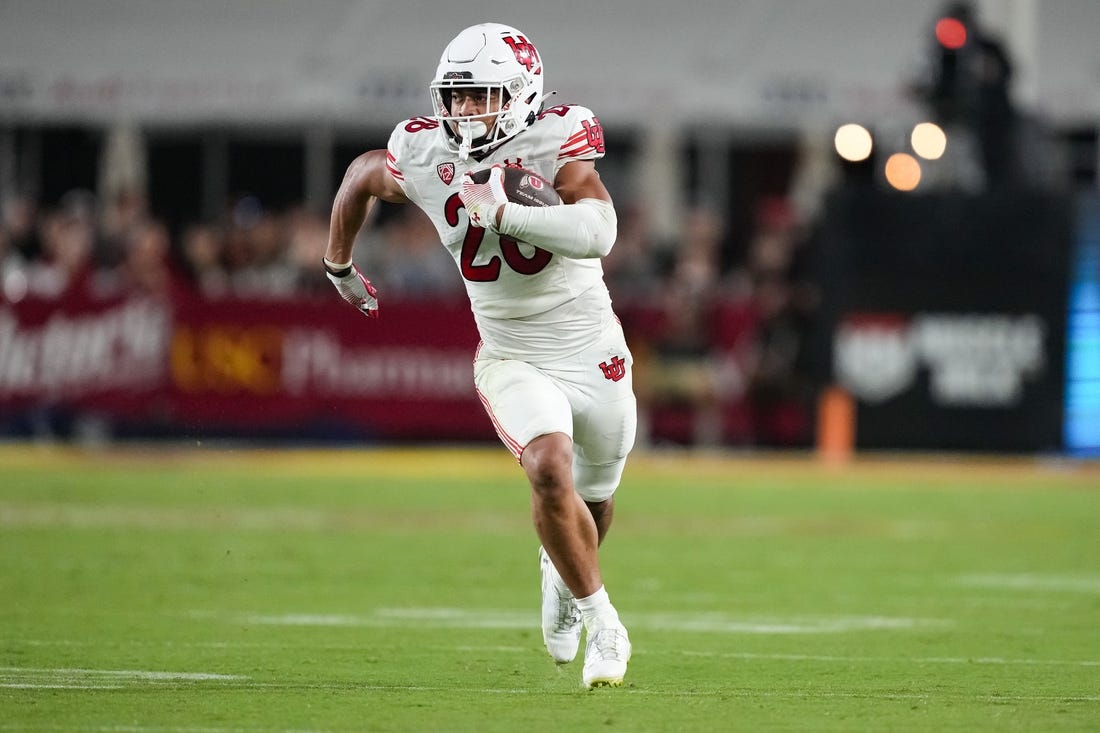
[{"x1": 0, "y1": 292, "x2": 494, "y2": 441}]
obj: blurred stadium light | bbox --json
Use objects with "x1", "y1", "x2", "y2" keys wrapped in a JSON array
[
  {"x1": 884, "y1": 152, "x2": 922, "y2": 191},
  {"x1": 911, "y1": 122, "x2": 947, "y2": 160},
  {"x1": 834, "y1": 124, "x2": 873, "y2": 163},
  {"x1": 934, "y1": 15, "x2": 968, "y2": 50}
]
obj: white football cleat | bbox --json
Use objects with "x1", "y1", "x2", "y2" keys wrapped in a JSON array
[
  {"x1": 539, "y1": 546, "x2": 582, "y2": 663},
  {"x1": 582, "y1": 623, "x2": 631, "y2": 689}
]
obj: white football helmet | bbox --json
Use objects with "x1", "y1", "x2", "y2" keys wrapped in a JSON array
[{"x1": 430, "y1": 23, "x2": 545, "y2": 159}]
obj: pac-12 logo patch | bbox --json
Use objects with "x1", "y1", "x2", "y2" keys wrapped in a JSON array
[
  {"x1": 437, "y1": 162, "x2": 456, "y2": 185},
  {"x1": 599, "y1": 356, "x2": 626, "y2": 382}
]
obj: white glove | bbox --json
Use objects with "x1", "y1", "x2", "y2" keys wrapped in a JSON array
[
  {"x1": 459, "y1": 165, "x2": 507, "y2": 232},
  {"x1": 323, "y1": 257, "x2": 379, "y2": 319}
]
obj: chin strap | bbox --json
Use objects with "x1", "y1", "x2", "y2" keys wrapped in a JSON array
[{"x1": 457, "y1": 120, "x2": 489, "y2": 161}]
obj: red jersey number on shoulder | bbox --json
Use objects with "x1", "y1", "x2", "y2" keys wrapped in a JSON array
[{"x1": 404, "y1": 117, "x2": 439, "y2": 133}]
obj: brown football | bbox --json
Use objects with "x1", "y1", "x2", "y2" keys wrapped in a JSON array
[{"x1": 469, "y1": 166, "x2": 562, "y2": 207}]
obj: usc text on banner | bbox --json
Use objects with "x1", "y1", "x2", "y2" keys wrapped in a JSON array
[{"x1": 0, "y1": 293, "x2": 493, "y2": 442}]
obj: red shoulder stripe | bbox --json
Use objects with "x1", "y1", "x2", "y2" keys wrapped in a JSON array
[
  {"x1": 559, "y1": 130, "x2": 588, "y2": 150},
  {"x1": 559, "y1": 141, "x2": 598, "y2": 159}
]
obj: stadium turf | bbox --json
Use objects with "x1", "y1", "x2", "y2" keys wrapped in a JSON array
[{"x1": 1, "y1": 445, "x2": 1098, "y2": 731}]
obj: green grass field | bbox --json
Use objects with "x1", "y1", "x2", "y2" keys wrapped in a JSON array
[{"x1": 1, "y1": 444, "x2": 1098, "y2": 731}]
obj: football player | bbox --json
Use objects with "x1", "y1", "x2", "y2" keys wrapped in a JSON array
[{"x1": 322, "y1": 22, "x2": 634, "y2": 689}]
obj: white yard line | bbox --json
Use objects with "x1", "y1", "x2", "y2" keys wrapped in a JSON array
[
  {"x1": 0, "y1": 667, "x2": 248, "y2": 690},
  {"x1": 8, "y1": 638, "x2": 1097, "y2": 669},
  {"x1": 239, "y1": 607, "x2": 951, "y2": 634},
  {"x1": 0, "y1": 727, "x2": 328, "y2": 733},
  {"x1": 682, "y1": 650, "x2": 1100, "y2": 667},
  {"x1": 957, "y1": 573, "x2": 1100, "y2": 593},
  {"x1": 0, "y1": 684, "x2": 125, "y2": 689},
  {"x1": 3, "y1": 678, "x2": 1096, "y2": 704},
  {"x1": 0, "y1": 667, "x2": 246, "y2": 681},
  {"x1": 361, "y1": 685, "x2": 1100, "y2": 703}
]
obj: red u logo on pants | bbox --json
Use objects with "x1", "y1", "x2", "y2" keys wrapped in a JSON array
[{"x1": 599, "y1": 356, "x2": 626, "y2": 382}]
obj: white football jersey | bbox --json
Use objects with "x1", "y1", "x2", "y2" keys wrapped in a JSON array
[{"x1": 385, "y1": 104, "x2": 614, "y2": 361}]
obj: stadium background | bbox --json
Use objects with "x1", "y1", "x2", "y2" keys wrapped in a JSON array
[{"x1": 1, "y1": 0, "x2": 1098, "y2": 457}]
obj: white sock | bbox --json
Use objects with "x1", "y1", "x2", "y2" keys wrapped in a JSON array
[{"x1": 575, "y1": 585, "x2": 620, "y2": 630}]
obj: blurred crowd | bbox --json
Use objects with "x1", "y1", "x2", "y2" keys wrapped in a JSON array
[
  {"x1": 0, "y1": 187, "x2": 441, "y2": 304},
  {"x1": 0, "y1": 184, "x2": 819, "y2": 447},
  {"x1": 604, "y1": 196, "x2": 819, "y2": 447}
]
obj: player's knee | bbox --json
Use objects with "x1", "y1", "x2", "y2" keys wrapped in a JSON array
[
  {"x1": 574, "y1": 459, "x2": 625, "y2": 502},
  {"x1": 522, "y1": 433, "x2": 573, "y2": 496}
]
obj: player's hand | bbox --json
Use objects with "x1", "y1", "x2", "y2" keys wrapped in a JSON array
[
  {"x1": 460, "y1": 165, "x2": 507, "y2": 231},
  {"x1": 323, "y1": 258, "x2": 380, "y2": 319}
]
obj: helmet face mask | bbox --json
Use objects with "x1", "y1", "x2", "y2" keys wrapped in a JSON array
[
  {"x1": 430, "y1": 81, "x2": 506, "y2": 151},
  {"x1": 430, "y1": 23, "x2": 545, "y2": 159}
]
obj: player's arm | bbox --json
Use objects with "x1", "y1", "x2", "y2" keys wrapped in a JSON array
[
  {"x1": 323, "y1": 149, "x2": 409, "y2": 318},
  {"x1": 552, "y1": 159, "x2": 612, "y2": 206},
  {"x1": 460, "y1": 159, "x2": 617, "y2": 260},
  {"x1": 499, "y1": 159, "x2": 616, "y2": 258},
  {"x1": 325, "y1": 149, "x2": 408, "y2": 264}
]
